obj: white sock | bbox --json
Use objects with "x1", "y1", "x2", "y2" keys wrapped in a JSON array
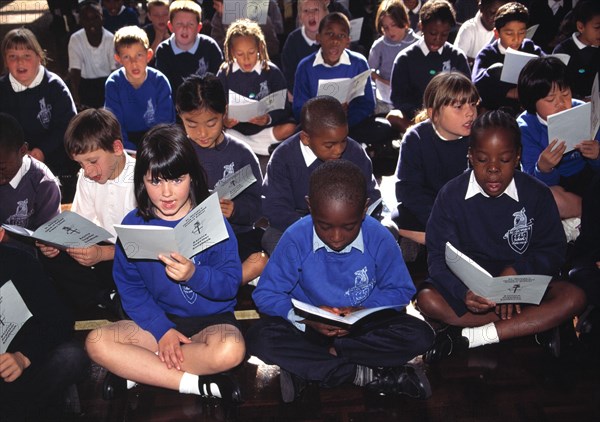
[
  {"x1": 126, "y1": 380, "x2": 137, "y2": 389},
  {"x1": 462, "y1": 323, "x2": 500, "y2": 348},
  {"x1": 178, "y1": 372, "x2": 200, "y2": 395}
]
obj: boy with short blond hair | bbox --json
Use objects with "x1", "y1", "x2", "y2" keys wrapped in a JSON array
[
  {"x1": 38, "y1": 108, "x2": 136, "y2": 313},
  {"x1": 154, "y1": 0, "x2": 223, "y2": 97},
  {"x1": 104, "y1": 25, "x2": 175, "y2": 150}
]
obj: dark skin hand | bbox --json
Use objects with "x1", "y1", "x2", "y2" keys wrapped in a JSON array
[
  {"x1": 465, "y1": 266, "x2": 521, "y2": 320},
  {"x1": 302, "y1": 305, "x2": 363, "y2": 337}
]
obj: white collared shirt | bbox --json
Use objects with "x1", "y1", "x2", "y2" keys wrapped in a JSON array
[
  {"x1": 313, "y1": 48, "x2": 351, "y2": 67},
  {"x1": 418, "y1": 37, "x2": 444, "y2": 56},
  {"x1": 170, "y1": 33, "x2": 200, "y2": 55},
  {"x1": 301, "y1": 25, "x2": 318, "y2": 46},
  {"x1": 498, "y1": 41, "x2": 508, "y2": 55},
  {"x1": 8, "y1": 155, "x2": 32, "y2": 189},
  {"x1": 548, "y1": 0, "x2": 564, "y2": 15},
  {"x1": 9, "y1": 65, "x2": 44, "y2": 92},
  {"x1": 232, "y1": 60, "x2": 263, "y2": 74},
  {"x1": 312, "y1": 227, "x2": 365, "y2": 254},
  {"x1": 465, "y1": 170, "x2": 519, "y2": 201},
  {"x1": 572, "y1": 32, "x2": 597, "y2": 50},
  {"x1": 299, "y1": 141, "x2": 319, "y2": 167},
  {"x1": 410, "y1": 1, "x2": 422, "y2": 15}
]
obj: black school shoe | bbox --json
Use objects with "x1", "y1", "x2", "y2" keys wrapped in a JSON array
[
  {"x1": 279, "y1": 368, "x2": 308, "y2": 403},
  {"x1": 198, "y1": 373, "x2": 242, "y2": 403},
  {"x1": 365, "y1": 364, "x2": 432, "y2": 399},
  {"x1": 102, "y1": 371, "x2": 127, "y2": 400},
  {"x1": 423, "y1": 325, "x2": 469, "y2": 363}
]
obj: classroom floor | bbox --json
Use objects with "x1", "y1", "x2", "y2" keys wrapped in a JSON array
[{"x1": 3, "y1": 4, "x2": 599, "y2": 421}]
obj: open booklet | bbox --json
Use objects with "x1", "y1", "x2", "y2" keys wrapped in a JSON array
[
  {"x1": 548, "y1": 74, "x2": 600, "y2": 154},
  {"x1": 445, "y1": 242, "x2": 552, "y2": 305},
  {"x1": 213, "y1": 164, "x2": 257, "y2": 200},
  {"x1": 291, "y1": 298, "x2": 403, "y2": 328},
  {"x1": 500, "y1": 48, "x2": 570, "y2": 85},
  {"x1": 317, "y1": 69, "x2": 371, "y2": 104},
  {"x1": 2, "y1": 211, "x2": 112, "y2": 249},
  {"x1": 349, "y1": 17, "x2": 363, "y2": 42},
  {"x1": 228, "y1": 89, "x2": 287, "y2": 122},
  {"x1": 222, "y1": 0, "x2": 269, "y2": 25},
  {"x1": 1, "y1": 281, "x2": 33, "y2": 354},
  {"x1": 114, "y1": 193, "x2": 228, "y2": 260}
]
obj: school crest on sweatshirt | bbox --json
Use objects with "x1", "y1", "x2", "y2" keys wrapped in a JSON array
[
  {"x1": 36, "y1": 97, "x2": 52, "y2": 129},
  {"x1": 503, "y1": 208, "x2": 533, "y2": 254},
  {"x1": 257, "y1": 80, "x2": 269, "y2": 100},
  {"x1": 196, "y1": 58, "x2": 208, "y2": 77},
  {"x1": 143, "y1": 99, "x2": 156, "y2": 126},
  {"x1": 345, "y1": 266, "x2": 374, "y2": 306},
  {"x1": 214, "y1": 162, "x2": 235, "y2": 189},
  {"x1": 6, "y1": 198, "x2": 32, "y2": 227},
  {"x1": 180, "y1": 284, "x2": 197, "y2": 304}
]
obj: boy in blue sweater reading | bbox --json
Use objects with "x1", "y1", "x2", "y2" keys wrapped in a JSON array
[
  {"x1": 104, "y1": 25, "x2": 175, "y2": 150},
  {"x1": 472, "y1": 2, "x2": 544, "y2": 114},
  {"x1": 292, "y1": 12, "x2": 394, "y2": 154},
  {"x1": 248, "y1": 160, "x2": 434, "y2": 402},
  {"x1": 417, "y1": 110, "x2": 586, "y2": 362},
  {"x1": 261, "y1": 95, "x2": 381, "y2": 255},
  {"x1": 388, "y1": 0, "x2": 470, "y2": 133}
]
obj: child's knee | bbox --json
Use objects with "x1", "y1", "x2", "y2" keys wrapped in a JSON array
[{"x1": 85, "y1": 328, "x2": 108, "y2": 360}]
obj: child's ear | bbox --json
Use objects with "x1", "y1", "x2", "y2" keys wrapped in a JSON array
[
  {"x1": 575, "y1": 21, "x2": 585, "y2": 34},
  {"x1": 197, "y1": 22, "x2": 203, "y2": 34},
  {"x1": 467, "y1": 147, "x2": 474, "y2": 165},
  {"x1": 167, "y1": 21, "x2": 173, "y2": 32},
  {"x1": 299, "y1": 130, "x2": 310, "y2": 146},
  {"x1": 493, "y1": 28, "x2": 499, "y2": 39},
  {"x1": 114, "y1": 53, "x2": 122, "y2": 65},
  {"x1": 112, "y1": 139, "x2": 125, "y2": 154},
  {"x1": 18, "y1": 143, "x2": 28, "y2": 157},
  {"x1": 316, "y1": 32, "x2": 322, "y2": 45},
  {"x1": 146, "y1": 48, "x2": 154, "y2": 62},
  {"x1": 426, "y1": 107, "x2": 434, "y2": 120}
]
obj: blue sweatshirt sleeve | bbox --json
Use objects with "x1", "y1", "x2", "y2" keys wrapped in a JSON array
[
  {"x1": 104, "y1": 73, "x2": 129, "y2": 147},
  {"x1": 42, "y1": 75, "x2": 76, "y2": 161},
  {"x1": 518, "y1": 113, "x2": 561, "y2": 186},
  {"x1": 426, "y1": 185, "x2": 470, "y2": 303}
]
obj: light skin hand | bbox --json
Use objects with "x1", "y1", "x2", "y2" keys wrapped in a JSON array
[
  {"x1": 465, "y1": 290, "x2": 495, "y2": 314},
  {"x1": 157, "y1": 329, "x2": 191, "y2": 371},
  {"x1": 0, "y1": 228, "x2": 5, "y2": 243},
  {"x1": 67, "y1": 244, "x2": 113, "y2": 266},
  {"x1": 0, "y1": 352, "x2": 31, "y2": 382},
  {"x1": 28, "y1": 147, "x2": 44, "y2": 162},
  {"x1": 219, "y1": 198, "x2": 235, "y2": 218},
  {"x1": 537, "y1": 139, "x2": 566, "y2": 173},
  {"x1": 574, "y1": 140, "x2": 600, "y2": 160},
  {"x1": 158, "y1": 252, "x2": 195, "y2": 282},
  {"x1": 249, "y1": 114, "x2": 270, "y2": 126},
  {"x1": 36, "y1": 241, "x2": 60, "y2": 258},
  {"x1": 223, "y1": 116, "x2": 239, "y2": 128}
]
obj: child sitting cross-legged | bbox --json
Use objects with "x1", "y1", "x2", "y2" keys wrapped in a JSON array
[
  {"x1": 85, "y1": 124, "x2": 244, "y2": 403},
  {"x1": 417, "y1": 110, "x2": 586, "y2": 362},
  {"x1": 247, "y1": 159, "x2": 435, "y2": 403}
]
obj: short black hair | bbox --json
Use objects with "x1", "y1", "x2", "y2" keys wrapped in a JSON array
[
  {"x1": 176, "y1": 73, "x2": 227, "y2": 115},
  {"x1": 0, "y1": 112, "x2": 24, "y2": 151},
  {"x1": 134, "y1": 124, "x2": 210, "y2": 221},
  {"x1": 309, "y1": 160, "x2": 366, "y2": 212},
  {"x1": 301, "y1": 96, "x2": 347, "y2": 134},
  {"x1": 470, "y1": 109, "x2": 521, "y2": 152},
  {"x1": 420, "y1": 0, "x2": 456, "y2": 27},
  {"x1": 574, "y1": 0, "x2": 600, "y2": 25},
  {"x1": 494, "y1": 2, "x2": 528, "y2": 30},
  {"x1": 518, "y1": 56, "x2": 570, "y2": 115},
  {"x1": 318, "y1": 12, "x2": 350, "y2": 34}
]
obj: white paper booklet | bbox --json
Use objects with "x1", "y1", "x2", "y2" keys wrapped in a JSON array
[
  {"x1": 349, "y1": 17, "x2": 363, "y2": 42},
  {"x1": 500, "y1": 48, "x2": 570, "y2": 84},
  {"x1": 366, "y1": 198, "x2": 382, "y2": 216},
  {"x1": 291, "y1": 298, "x2": 401, "y2": 328},
  {"x1": 0, "y1": 281, "x2": 33, "y2": 354},
  {"x1": 114, "y1": 193, "x2": 229, "y2": 259},
  {"x1": 445, "y1": 242, "x2": 552, "y2": 305},
  {"x1": 228, "y1": 89, "x2": 287, "y2": 122},
  {"x1": 548, "y1": 74, "x2": 600, "y2": 154},
  {"x1": 2, "y1": 211, "x2": 112, "y2": 249},
  {"x1": 375, "y1": 78, "x2": 392, "y2": 104},
  {"x1": 222, "y1": 0, "x2": 269, "y2": 25},
  {"x1": 317, "y1": 69, "x2": 371, "y2": 104},
  {"x1": 213, "y1": 164, "x2": 257, "y2": 200},
  {"x1": 526, "y1": 24, "x2": 539, "y2": 40}
]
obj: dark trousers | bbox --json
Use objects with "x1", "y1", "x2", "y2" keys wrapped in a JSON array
[
  {"x1": 0, "y1": 339, "x2": 89, "y2": 422},
  {"x1": 246, "y1": 312, "x2": 434, "y2": 388},
  {"x1": 41, "y1": 251, "x2": 115, "y2": 310}
]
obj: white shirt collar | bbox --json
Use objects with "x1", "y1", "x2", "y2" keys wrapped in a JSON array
[
  {"x1": 465, "y1": 170, "x2": 519, "y2": 201},
  {"x1": 572, "y1": 32, "x2": 596, "y2": 50},
  {"x1": 9, "y1": 65, "x2": 44, "y2": 92},
  {"x1": 312, "y1": 227, "x2": 364, "y2": 253},
  {"x1": 9, "y1": 155, "x2": 32, "y2": 189},
  {"x1": 313, "y1": 48, "x2": 351, "y2": 67},
  {"x1": 548, "y1": 0, "x2": 564, "y2": 15},
  {"x1": 232, "y1": 60, "x2": 263, "y2": 74},
  {"x1": 418, "y1": 37, "x2": 444, "y2": 55},
  {"x1": 497, "y1": 41, "x2": 508, "y2": 55},
  {"x1": 301, "y1": 25, "x2": 318, "y2": 46},
  {"x1": 432, "y1": 123, "x2": 462, "y2": 141},
  {"x1": 300, "y1": 140, "x2": 319, "y2": 167},
  {"x1": 170, "y1": 33, "x2": 200, "y2": 54},
  {"x1": 410, "y1": 1, "x2": 422, "y2": 14},
  {"x1": 536, "y1": 113, "x2": 548, "y2": 126}
]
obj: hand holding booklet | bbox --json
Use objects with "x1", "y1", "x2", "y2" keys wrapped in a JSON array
[
  {"x1": 114, "y1": 193, "x2": 228, "y2": 260},
  {"x1": 2, "y1": 211, "x2": 112, "y2": 249},
  {"x1": 213, "y1": 164, "x2": 257, "y2": 200},
  {"x1": 317, "y1": 69, "x2": 371, "y2": 104},
  {"x1": 291, "y1": 298, "x2": 402, "y2": 328},
  {"x1": 445, "y1": 242, "x2": 552, "y2": 305}
]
